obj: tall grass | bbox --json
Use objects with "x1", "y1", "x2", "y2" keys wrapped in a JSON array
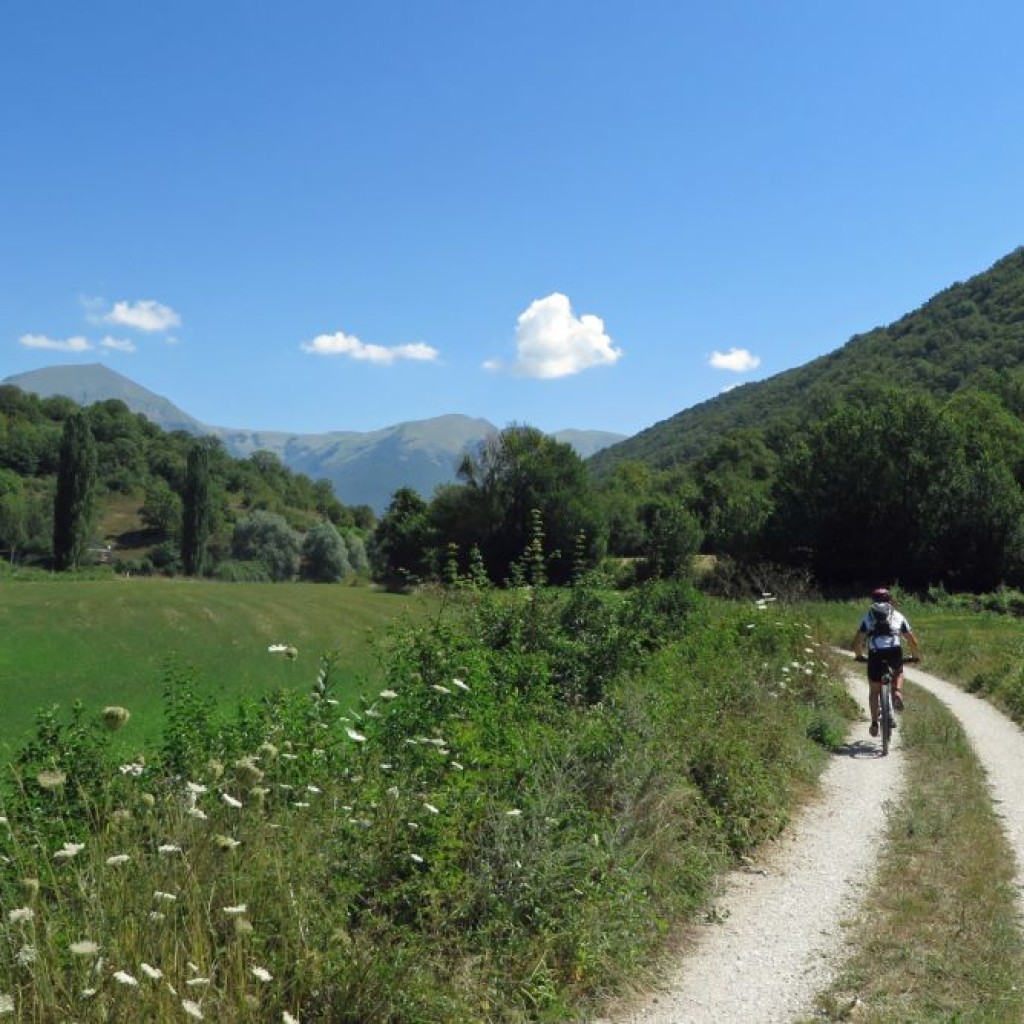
[{"x1": 0, "y1": 581, "x2": 854, "y2": 1021}]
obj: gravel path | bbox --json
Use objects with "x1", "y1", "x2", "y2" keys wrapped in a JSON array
[{"x1": 594, "y1": 661, "x2": 1024, "y2": 1024}]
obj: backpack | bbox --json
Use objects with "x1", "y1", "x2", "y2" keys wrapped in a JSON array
[{"x1": 869, "y1": 605, "x2": 896, "y2": 639}]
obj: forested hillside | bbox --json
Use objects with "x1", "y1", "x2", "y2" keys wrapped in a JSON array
[{"x1": 591, "y1": 246, "x2": 1024, "y2": 473}]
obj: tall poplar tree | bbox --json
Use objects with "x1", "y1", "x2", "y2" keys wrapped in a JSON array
[
  {"x1": 52, "y1": 412, "x2": 98, "y2": 570},
  {"x1": 181, "y1": 441, "x2": 213, "y2": 576}
]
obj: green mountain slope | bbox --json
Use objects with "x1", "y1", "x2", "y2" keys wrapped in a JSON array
[{"x1": 590, "y1": 246, "x2": 1024, "y2": 474}]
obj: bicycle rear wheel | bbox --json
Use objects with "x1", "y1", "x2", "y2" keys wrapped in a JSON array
[{"x1": 880, "y1": 685, "x2": 893, "y2": 756}]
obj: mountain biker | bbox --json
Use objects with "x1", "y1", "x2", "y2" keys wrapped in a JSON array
[{"x1": 852, "y1": 587, "x2": 920, "y2": 738}]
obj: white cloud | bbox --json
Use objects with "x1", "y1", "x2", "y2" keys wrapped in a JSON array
[
  {"x1": 709, "y1": 347, "x2": 760, "y2": 372},
  {"x1": 300, "y1": 331, "x2": 439, "y2": 365},
  {"x1": 486, "y1": 293, "x2": 622, "y2": 379},
  {"x1": 19, "y1": 333, "x2": 93, "y2": 352},
  {"x1": 100, "y1": 336, "x2": 136, "y2": 353},
  {"x1": 103, "y1": 299, "x2": 181, "y2": 332}
]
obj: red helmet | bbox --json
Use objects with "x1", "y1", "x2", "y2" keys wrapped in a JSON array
[{"x1": 871, "y1": 587, "x2": 892, "y2": 602}]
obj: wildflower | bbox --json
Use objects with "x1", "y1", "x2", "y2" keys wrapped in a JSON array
[
  {"x1": 292, "y1": 801, "x2": 310, "y2": 808},
  {"x1": 410, "y1": 853, "x2": 424, "y2": 864},
  {"x1": 506, "y1": 808, "x2": 522, "y2": 817},
  {"x1": 234, "y1": 757, "x2": 264, "y2": 787},
  {"x1": 306, "y1": 784, "x2": 321, "y2": 794},
  {"x1": 182, "y1": 999, "x2": 204, "y2": 1020},
  {"x1": 386, "y1": 786, "x2": 400, "y2": 797},
  {"x1": 251, "y1": 966, "x2": 273, "y2": 982},
  {"x1": 451, "y1": 678, "x2": 470, "y2": 692},
  {"x1": 0, "y1": 994, "x2": 13, "y2": 1015},
  {"x1": 450, "y1": 762, "x2": 464, "y2": 771},
  {"x1": 187, "y1": 781, "x2": 208, "y2": 795},
  {"x1": 364, "y1": 708, "x2": 382, "y2": 718},
  {"x1": 213, "y1": 835, "x2": 241, "y2": 851},
  {"x1": 158, "y1": 844, "x2": 182, "y2": 855},
  {"x1": 250, "y1": 786, "x2": 270, "y2": 804},
  {"x1": 258, "y1": 741, "x2": 279, "y2": 759},
  {"x1": 140, "y1": 963, "x2": 163, "y2": 980},
  {"x1": 101, "y1": 706, "x2": 131, "y2": 731},
  {"x1": 432, "y1": 685, "x2": 452, "y2": 695},
  {"x1": 423, "y1": 802, "x2": 440, "y2": 814},
  {"x1": 186, "y1": 977, "x2": 210, "y2": 987},
  {"x1": 221, "y1": 793, "x2": 243, "y2": 809},
  {"x1": 379, "y1": 689, "x2": 398, "y2": 700},
  {"x1": 206, "y1": 759, "x2": 224, "y2": 781},
  {"x1": 149, "y1": 912, "x2": 165, "y2": 921},
  {"x1": 8, "y1": 907, "x2": 33, "y2": 924},
  {"x1": 345, "y1": 728, "x2": 367, "y2": 743},
  {"x1": 70, "y1": 941, "x2": 99, "y2": 956},
  {"x1": 222, "y1": 904, "x2": 248, "y2": 915},
  {"x1": 118, "y1": 762, "x2": 144, "y2": 776},
  {"x1": 106, "y1": 854, "x2": 131, "y2": 866},
  {"x1": 187, "y1": 807, "x2": 209, "y2": 821},
  {"x1": 0, "y1": 815, "x2": 7, "y2": 825},
  {"x1": 36, "y1": 770, "x2": 67, "y2": 789},
  {"x1": 113, "y1": 970, "x2": 139, "y2": 987},
  {"x1": 283, "y1": 1013, "x2": 299, "y2": 1024},
  {"x1": 268, "y1": 643, "x2": 289, "y2": 653},
  {"x1": 14, "y1": 945, "x2": 36, "y2": 967},
  {"x1": 154, "y1": 891, "x2": 177, "y2": 902}
]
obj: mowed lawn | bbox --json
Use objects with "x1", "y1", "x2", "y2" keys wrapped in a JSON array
[{"x1": 0, "y1": 578, "x2": 431, "y2": 758}]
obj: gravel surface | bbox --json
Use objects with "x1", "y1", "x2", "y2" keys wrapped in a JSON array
[{"x1": 594, "y1": 660, "x2": 1024, "y2": 1024}]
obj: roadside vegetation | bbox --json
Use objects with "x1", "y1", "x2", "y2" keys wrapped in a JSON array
[{"x1": 0, "y1": 574, "x2": 853, "y2": 1022}]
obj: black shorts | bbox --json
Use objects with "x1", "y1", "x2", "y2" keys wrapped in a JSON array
[{"x1": 867, "y1": 646, "x2": 903, "y2": 683}]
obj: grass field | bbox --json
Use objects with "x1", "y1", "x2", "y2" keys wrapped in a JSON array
[{"x1": 0, "y1": 577, "x2": 431, "y2": 757}]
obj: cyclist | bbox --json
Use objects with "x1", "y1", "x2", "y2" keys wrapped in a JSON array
[{"x1": 852, "y1": 587, "x2": 920, "y2": 737}]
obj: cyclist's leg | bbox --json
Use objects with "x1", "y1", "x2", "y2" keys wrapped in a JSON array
[
  {"x1": 889, "y1": 649, "x2": 906, "y2": 710},
  {"x1": 868, "y1": 680, "x2": 881, "y2": 735}
]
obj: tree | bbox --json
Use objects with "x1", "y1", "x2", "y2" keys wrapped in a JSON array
[
  {"x1": 52, "y1": 412, "x2": 97, "y2": 570},
  {"x1": 181, "y1": 442, "x2": 214, "y2": 576},
  {"x1": 301, "y1": 520, "x2": 351, "y2": 582},
  {"x1": 141, "y1": 478, "x2": 182, "y2": 537},
  {"x1": 232, "y1": 510, "x2": 300, "y2": 581},
  {"x1": 372, "y1": 487, "x2": 434, "y2": 584},
  {"x1": 446, "y1": 425, "x2": 605, "y2": 584}
]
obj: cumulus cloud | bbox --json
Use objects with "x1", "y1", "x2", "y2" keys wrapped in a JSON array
[
  {"x1": 103, "y1": 299, "x2": 181, "y2": 332},
  {"x1": 300, "y1": 331, "x2": 439, "y2": 365},
  {"x1": 485, "y1": 293, "x2": 622, "y2": 379},
  {"x1": 19, "y1": 333, "x2": 93, "y2": 352},
  {"x1": 709, "y1": 347, "x2": 760, "y2": 372}
]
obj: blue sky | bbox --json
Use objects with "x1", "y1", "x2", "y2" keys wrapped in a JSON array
[{"x1": 3, "y1": 2, "x2": 1023, "y2": 438}]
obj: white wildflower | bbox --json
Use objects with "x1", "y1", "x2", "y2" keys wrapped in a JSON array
[
  {"x1": 7, "y1": 907, "x2": 33, "y2": 924},
  {"x1": 140, "y1": 962, "x2": 163, "y2": 980},
  {"x1": 106, "y1": 854, "x2": 131, "y2": 866},
  {"x1": 222, "y1": 904, "x2": 248, "y2": 915},
  {"x1": 154, "y1": 891, "x2": 177, "y2": 902},
  {"x1": 379, "y1": 689, "x2": 398, "y2": 700},
  {"x1": 432, "y1": 685, "x2": 452, "y2": 695},
  {"x1": 14, "y1": 945, "x2": 36, "y2": 966},
  {"x1": 113, "y1": 970, "x2": 138, "y2": 986},
  {"x1": 423, "y1": 803, "x2": 440, "y2": 814},
  {"x1": 268, "y1": 643, "x2": 289, "y2": 653},
  {"x1": 221, "y1": 793, "x2": 243, "y2": 809},
  {"x1": 283, "y1": 1013, "x2": 299, "y2": 1024},
  {"x1": 186, "y1": 782, "x2": 208, "y2": 795},
  {"x1": 54, "y1": 841, "x2": 85, "y2": 860},
  {"x1": 251, "y1": 966, "x2": 273, "y2": 982},
  {"x1": 506, "y1": 808, "x2": 522, "y2": 817},
  {"x1": 187, "y1": 807, "x2": 208, "y2": 821},
  {"x1": 306, "y1": 785, "x2": 321, "y2": 794},
  {"x1": 410, "y1": 853, "x2": 424, "y2": 863},
  {"x1": 158, "y1": 844, "x2": 182, "y2": 855},
  {"x1": 450, "y1": 761, "x2": 464, "y2": 771},
  {"x1": 70, "y1": 941, "x2": 99, "y2": 956},
  {"x1": 149, "y1": 911, "x2": 166, "y2": 921},
  {"x1": 186, "y1": 977, "x2": 210, "y2": 987},
  {"x1": 0, "y1": 993, "x2": 13, "y2": 1015},
  {"x1": 346, "y1": 727, "x2": 367, "y2": 743},
  {"x1": 118, "y1": 762, "x2": 145, "y2": 776},
  {"x1": 182, "y1": 999, "x2": 204, "y2": 1019},
  {"x1": 451, "y1": 678, "x2": 470, "y2": 691}
]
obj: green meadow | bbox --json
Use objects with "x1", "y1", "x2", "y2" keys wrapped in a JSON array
[{"x1": 0, "y1": 578, "x2": 426, "y2": 756}]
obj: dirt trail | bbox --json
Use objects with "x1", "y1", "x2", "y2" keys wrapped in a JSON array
[{"x1": 594, "y1": 662, "x2": 1024, "y2": 1023}]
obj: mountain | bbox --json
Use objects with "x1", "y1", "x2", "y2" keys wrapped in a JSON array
[
  {"x1": 2, "y1": 365, "x2": 627, "y2": 511},
  {"x1": 590, "y1": 245, "x2": 1024, "y2": 475}
]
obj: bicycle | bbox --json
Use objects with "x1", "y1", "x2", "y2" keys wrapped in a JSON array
[{"x1": 855, "y1": 654, "x2": 917, "y2": 755}]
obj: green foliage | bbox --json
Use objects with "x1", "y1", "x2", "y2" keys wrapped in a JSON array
[
  {"x1": 180, "y1": 441, "x2": 214, "y2": 575},
  {"x1": 300, "y1": 519, "x2": 352, "y2": 582},
  {"x1": 231, "y1": 510, "x2": 300, "y2": 582},
  {"x1": 52, "y1": 412, "x2": 98, "y2": 571}
]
